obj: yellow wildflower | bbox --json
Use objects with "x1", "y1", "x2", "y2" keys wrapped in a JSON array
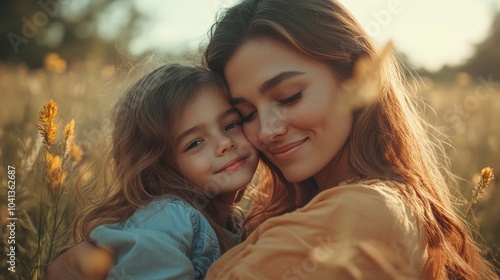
[
  {"x1": 63, "y1": 119, "x2": 75, "y2": 143},
  {"x1": 69, "y1": 143, "x2": 83, "y2": 163},
  {"x1": 466, "y1": 167, "x2": 495, "y2": 216},
  {"x1": 45, "y1": 152, "x2": 66, "y2": 192},
  {"x1": 37, "y1": 100, "x2": 58, "y2": 147},
  {"x1": 473, "y1": 167, "x2": 494, "y2": 202},
  {"x1": 480, "y1": 167, "x2": 494, "y2": 186},
  {"x1": 64, "y1": 119, "x2": 75, "y2": 158},
  {"x1": 44, "y1": 52, "x2": 67, "y2": 73}
]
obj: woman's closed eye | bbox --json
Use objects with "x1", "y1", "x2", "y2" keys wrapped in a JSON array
[
  {"x1": 237, "y1": 93, "x2": 302, "y2": 123},
  {"x1": 241, "y1": 111, "x2": 256, "y2": 123},
  {"x1": 225, "y1": 121, "x2": 242, "y2": 131},
  {"x1": 278, "y1": 92, "x2": 302, "y2": 105}
]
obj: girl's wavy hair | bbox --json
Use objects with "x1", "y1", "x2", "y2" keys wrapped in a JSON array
[
  {"x1": 203, "y1": 0, "x2": 496, "y2": 278},
  {"x1": 74, "y1": 64, "x2": 242, "y2": 252}
]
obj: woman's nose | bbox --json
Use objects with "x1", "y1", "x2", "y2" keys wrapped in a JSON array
[{"x1": 258, "y1": 107, "x2": 287, "y2": 144}]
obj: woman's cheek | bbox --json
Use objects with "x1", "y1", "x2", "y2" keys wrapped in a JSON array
[{"x1": 242, "y1": 123, "x2": 264, "y2": 151}]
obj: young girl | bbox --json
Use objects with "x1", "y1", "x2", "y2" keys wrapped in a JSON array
[{"x1": 65, "y1": 64, "x2": 259, "y2": 279}]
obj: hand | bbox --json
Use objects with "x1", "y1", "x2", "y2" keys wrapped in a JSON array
[{"x1": 45, "y1": 242, "x2": 114, "y2": 280}]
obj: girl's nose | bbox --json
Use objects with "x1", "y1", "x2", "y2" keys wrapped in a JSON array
[{"x1": 215, "y1": 134, "x2": 236, "y2": 156}]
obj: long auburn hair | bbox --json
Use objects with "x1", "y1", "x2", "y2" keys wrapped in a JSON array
[
  {"x1": 203, "y1": 0, "x2": 496, "y2": 278},
  {"x1": 74, "y1": 64, "x2": 241, "y2": 253}
]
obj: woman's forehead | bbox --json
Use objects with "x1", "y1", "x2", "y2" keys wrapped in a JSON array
[{"x1": 224, "y1": 38, "x2": 328, "y2": 96}]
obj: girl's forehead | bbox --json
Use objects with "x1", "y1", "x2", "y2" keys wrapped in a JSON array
[
  {"x1": 185, "y1": 87, "x2": 232, "y2": 112},
  {"x1": 173, "y1": 87, "x2": 236, "y2": 139}
]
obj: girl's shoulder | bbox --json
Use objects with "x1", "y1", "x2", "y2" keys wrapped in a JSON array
[
  {"x1": 140, "y1": 195, "x2": 197, "y2": 216},
  {"x1": 90, "y1": 195, "x2": 221, "y2": 280},
  {"x1": 90, "y1": 195, "x2": 220, "y2": 254}
]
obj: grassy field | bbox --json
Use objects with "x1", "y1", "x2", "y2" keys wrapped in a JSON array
[{"x1": 0, "y1": 60, "x2": 498, "y2": 279}]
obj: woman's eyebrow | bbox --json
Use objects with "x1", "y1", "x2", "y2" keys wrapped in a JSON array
[
  {"x1": 230, "y1": 98, "x2": 245, "y2": 105},
  {"x1": 259, "y1": 71, "x2": 304, "y2": 93},
  {"x1": 230, "y1": 71, "x2": 304, "y2": 105}
]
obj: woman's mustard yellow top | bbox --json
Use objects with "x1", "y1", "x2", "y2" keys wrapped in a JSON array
[{"x1": 206, "y1": 180, "x2": 428, "y2": 279}]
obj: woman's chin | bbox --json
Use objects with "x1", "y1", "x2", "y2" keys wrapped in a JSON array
[{"x1": 282, "y1": 171, "x2": 310, "y2": 185}]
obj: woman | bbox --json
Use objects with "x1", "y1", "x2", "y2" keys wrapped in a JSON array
[
  {"x1": 202, "y1": 0, "x2": 495, "y2": 279},
  {"x1": 47, "y1": 0, "x2": 495, "y2": 279}
]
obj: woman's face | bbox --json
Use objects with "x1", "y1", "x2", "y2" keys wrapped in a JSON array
[{"x1": 224, "y1": 38, "x2": 353, "y2": 185}]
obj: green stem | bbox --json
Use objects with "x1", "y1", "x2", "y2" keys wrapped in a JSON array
[
  {"x1": 35, "y1": 146, "x2": 49, "y2": 278},
  {"x1": 47, "y1": 194, "x2": 60, "y2": 263},
  {"x1": 47, "y1": 138, "x2": 69, "y2": 264}
]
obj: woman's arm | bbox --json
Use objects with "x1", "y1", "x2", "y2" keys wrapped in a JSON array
[{"x1": 45, "y1": 241, "x2": 114, "y2": 280}]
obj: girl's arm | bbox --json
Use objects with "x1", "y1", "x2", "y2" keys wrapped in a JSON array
[{"x1": 45, "y1": 241, "x2": 114, "y2": 280}]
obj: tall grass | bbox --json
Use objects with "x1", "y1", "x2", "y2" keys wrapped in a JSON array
[
  {"x1": 0, "y1": 60, "x2": 498, "y2": 279},
  {"x1": 0, "y1": 60, "x2": 124, "y2": 280}
]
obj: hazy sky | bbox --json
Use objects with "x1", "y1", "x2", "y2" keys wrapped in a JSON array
[{"x1": 127, "y1": 0, "x2": 500, "y2": 71}]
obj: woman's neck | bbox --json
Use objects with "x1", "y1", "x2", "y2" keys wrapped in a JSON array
[{"x1": 313, "y1": 143, "x2": 358, "y2": 190}]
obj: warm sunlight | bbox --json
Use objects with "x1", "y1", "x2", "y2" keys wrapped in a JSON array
[{"x1": 129, "y1": 0, "x2": 499, "y2": 71}]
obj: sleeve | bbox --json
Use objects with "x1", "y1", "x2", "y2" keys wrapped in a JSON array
[
  {"x1": 206, "y1": 184, "x2": 425, "y2": 280},
  {"x1": 90, "y1": 201, "x2": 198, "y2": 280}
]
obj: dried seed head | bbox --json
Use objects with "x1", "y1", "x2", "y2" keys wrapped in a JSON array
[
  {"x1": 471, "y1": 167, "x2": 495, "y2": 205},
  {"x1": 480, "y1": 167, "x2": 494, "y2": 187},
  {"x1": 37, "y1": 100, "x2": 58, "y2": 147},
  {"x1": 45, "y1": 152, "x2": 65, "y2": 191},
  {"x1": 64, "y1": 119, "x2": 75, "y2": 143},
  {"x1": 69, "y1": 143, "x2": 83, "y2": 163}
]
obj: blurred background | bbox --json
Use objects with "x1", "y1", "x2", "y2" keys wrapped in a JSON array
[{"x1": 0, "y1": 0, "x2": 499, "y2": 278}]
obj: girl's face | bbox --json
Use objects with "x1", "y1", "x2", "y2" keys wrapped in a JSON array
[
  {"x1": 224, "y1": 38, "x2": 353, "y2": 186},
  {"x1": 174, "y1": 88, "x2": 258, "y2": 199}
]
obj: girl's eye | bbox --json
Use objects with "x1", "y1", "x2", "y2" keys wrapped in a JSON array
[
  {"x1": 185, "y1": 139, "x2": 203, "y2": 151},
  {"x1": 225, "y1": 121, "x2": 242, "y2": 131},
  {"x1": 278, "y1": 92, "x2": 302, "y2": 105},
  {"x1": 241, "y1": 111, "x2": 256, "y2": 123}
]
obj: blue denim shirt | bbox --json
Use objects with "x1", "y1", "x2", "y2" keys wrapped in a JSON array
[{"x1": 90, "y1": 196, "x2": 222, "y2": 280}]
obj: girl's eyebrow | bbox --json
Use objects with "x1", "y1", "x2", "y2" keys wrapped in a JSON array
[
  {"x1": 230, "y1": 71, "x2": 304, "y2": 105},
  {"x1": 221, "y1": 107, "x2": 240, "y2": 118},
  {"x1": 176, "y1": 125, "x2": 202, "y2": 147}
]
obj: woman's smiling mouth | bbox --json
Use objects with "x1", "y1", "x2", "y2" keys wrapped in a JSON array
[{"x1": 269, "y1": 138, "x2": 307, "y2": 161}]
